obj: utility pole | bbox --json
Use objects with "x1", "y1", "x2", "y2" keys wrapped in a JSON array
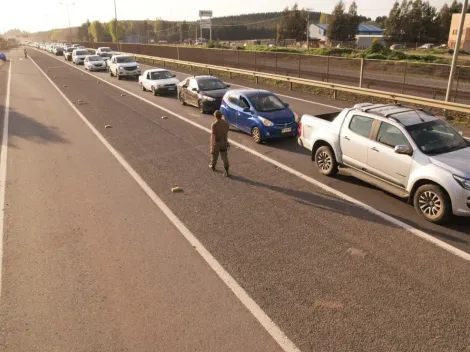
[
  {"x1": 58, "y1": 2, "x2": 75, "y2": 40},
  {"x1": 113, "y1": 0, "x2": 119, "y2": 50},
  {"x1": 306, "y1": 8, "x2": 312, "y2": 50},
  {"x1": 446, "y1": 0, "x2": 468, "y2": 102}
]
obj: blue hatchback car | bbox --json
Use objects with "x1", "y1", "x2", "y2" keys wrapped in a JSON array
[{"x1": 220, "y1": 89, "x2": 298, "y2": 143}]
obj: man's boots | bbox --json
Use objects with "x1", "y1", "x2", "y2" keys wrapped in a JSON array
[{"x1": 223, "y1": 167, "x2": 230, "y2": 177}]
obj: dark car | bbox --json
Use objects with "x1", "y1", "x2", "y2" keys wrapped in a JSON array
[{"x1": 178, "y1": 75, "x2": 230, "y2": 114}]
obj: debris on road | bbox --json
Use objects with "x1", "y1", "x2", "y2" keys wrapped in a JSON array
[
  {"x1": 161, "y1": 116, "x2": 168, "y2": 119},
  {"x1": 346, "y1": 247, "x2": 367, "y2": 258},
  {"x1": 120, "y1": 94, "x2": 126, "y2": 97},
  {"x1": 62, "y1": 85, "x2": 67, "y2": 88},
  {"x1": 105, "y1": 125, "x2": 112, "y2": 129},
  {"x1": 171, "y1": 186, "x2": 183, "y2": 193}
]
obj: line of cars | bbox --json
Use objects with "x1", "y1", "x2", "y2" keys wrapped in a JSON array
[{"x1": 32, "y1": 43, "x2": 470, "y2": 224}]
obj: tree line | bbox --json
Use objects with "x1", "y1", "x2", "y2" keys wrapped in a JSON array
[{"x1": 384, "y1": 0, "x2": 467, "y2": 43}]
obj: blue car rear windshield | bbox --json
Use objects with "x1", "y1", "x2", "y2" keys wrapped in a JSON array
[{"x1": 249, "y1": 93, "x2": 286, "y2": 112}]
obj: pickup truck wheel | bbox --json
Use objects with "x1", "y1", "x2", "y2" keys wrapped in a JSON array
[
  {"x1": 117, "y1": 72, "x2": 122, "y2": 80},
  {"x1": 152, "y1": 86, "x2": 158, "y2": 96},
  {"x1": 109, "y1": 69, "x2": 113, "y2": 77},
  {"x1": 315, "y1": 146, "x2": 338, "y2": 176},
  {"x1": 179, "y1": 93, "x2": 186, "y2": 105},
  {"x1": 251, "y1": 127, "x2": 262, "y2": 143},
  {"x1": 413, "y1": 184, "x2": 452, "y2": 224},
  {"x1": 141, "y1": 83, "x2": 146, "y2": 92}
]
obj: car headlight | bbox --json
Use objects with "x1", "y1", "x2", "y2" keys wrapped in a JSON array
[
  {"x1": 119, "y1": 67, "x2": 124, "y2": 71},
  {"x1": 136, "y1": 65, "x2": 140, "y2": 69},
  {"x1": 203, "y1": 96, "x2": 215, "y2": 101},
  {"x1": 453, "y1": 175, "x2": 470, "y2": 190},
  {"x1": 259, "y1": 117, "x2": 274, "y2": 127},
  {"x1": 157, "y1": 84, "x2": 164, "y2": 88}
]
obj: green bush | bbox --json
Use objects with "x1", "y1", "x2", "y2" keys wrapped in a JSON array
[
  {"x1": 388, "y1": 50, "x2": 407, "y2": 60},
  {"x1": 207, "y1": 41, "x2": 215, "y2": 48},
  {"x1": 366, "y1": 53, "x2": 388, "y2": 60},
  {"x1": 309, "y1": 47, "x2": 354, "y2": 56}
]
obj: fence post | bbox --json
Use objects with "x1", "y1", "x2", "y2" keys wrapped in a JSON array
[
  {"x1": 254, "y1": 51, "x2": 257, "y2": 71},
  {"x1": 359, "y1": 58, "x2": 364, "y2": 88},
  {"x1": 275, "y1": 53, "x2": 278, "y2": 74},
  {"x1": 176, "y1": 46, "x2": 180, "y2": 61},
  {"x1": 237, "y1": 50, "x2": 240, "y2": 69},
  {"x1": 401, "y1": 61, "x2": 408, "y2": 94},
  {"x1": 298, "y1": 54, "x2": 301, "y2": 78},
  {"x1": 454, "y1": 66, "x2": 461, "y2": 102},
  {"x1": 326, "y1": 56, "x2": 330, "y2": 82}
]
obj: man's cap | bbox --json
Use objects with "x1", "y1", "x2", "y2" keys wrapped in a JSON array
[{"x1": 214, "y1": 110, "x2": 222, "y2": 118}]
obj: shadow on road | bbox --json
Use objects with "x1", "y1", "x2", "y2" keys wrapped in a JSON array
[
  {"x1": 230, "y1": 174, "x2": 394, "y2": 227},
  {"x1": 4, "y1": 108, "x2": 69, "y2": 147}
]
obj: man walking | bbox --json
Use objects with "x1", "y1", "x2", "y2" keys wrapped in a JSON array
[
  {"x1": 24, "y1": 47, "x2": 27, "y2": 59},
  {"x1": 210, "y1": 110, "x2": 230, "y2": 177}
]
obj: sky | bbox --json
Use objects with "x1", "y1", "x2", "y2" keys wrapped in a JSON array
[{"x1": 1, "y1": 0, "x2": 455, "y2": 33}]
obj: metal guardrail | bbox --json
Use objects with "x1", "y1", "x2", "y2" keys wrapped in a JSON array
[{"x1": 95, "y1": 49, "x2": 470, "y2": 115}]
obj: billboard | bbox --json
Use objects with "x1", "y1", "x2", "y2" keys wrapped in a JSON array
[{"x1": 199, "y1": 10, "x2": 213, "y2": 17}]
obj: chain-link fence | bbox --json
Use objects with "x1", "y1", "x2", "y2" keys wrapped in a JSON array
[{"x1": 77, "y1": 41, "x2": 470, "y2": 104}]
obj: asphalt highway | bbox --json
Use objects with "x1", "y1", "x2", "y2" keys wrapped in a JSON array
[{"x1": 1, "y1": 48, "x2": 470, "y2": 351}]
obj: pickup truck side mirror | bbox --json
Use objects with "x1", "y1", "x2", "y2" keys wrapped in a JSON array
[
  {"x1": 172, "y1": 74, "x2": 176, "y2": 77},
  {"x1": 226, "y1": 84, "x2": 231, "y2": 88},
  {"x1": 191, "y1": 87, "x2": 198, "y2": 92},
  {"x1": 243, "y1": 107, "x2": 251, "y2": 113},
  {"x1": 394, "y1": 145, "x2": 413, "y2": 155},
  {"x1": 459, "y1": 131, "x2": 464, "y2": 136},
  {"x1": 284, "y1": 103, "x2": 290, "y2": 108}
]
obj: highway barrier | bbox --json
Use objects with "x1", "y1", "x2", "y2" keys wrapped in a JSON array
[
  {"x1": 94, "y1": 47, "x2": 470, "y2": 115},
  {"x1": 79, "y1": 41, "x2": 470, "y2": 105}
]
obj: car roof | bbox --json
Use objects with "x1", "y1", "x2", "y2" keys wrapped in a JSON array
[
  {"x1": 353, "y1": 103, "x2": 439, "y2": 126},
  {"x1": 227, "y1": 89, "x2": 272, "y2": 96},
  {"x1": 193, "y1": 75, "x2": 219, "y2": 80},
  {"x1": 147, "y1": 68, "x2": 169, "y2": 73},
  {"x1": 115, "y1": 54, "x2": 133, "y2": 57}
]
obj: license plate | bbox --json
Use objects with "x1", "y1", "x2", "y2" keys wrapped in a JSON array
[
  {"x1": 168, "y1": 87, "x2": 175, "y2": 90},
  {"x1": 282, "y1": 127, "x2": 292, "y2": 133}
]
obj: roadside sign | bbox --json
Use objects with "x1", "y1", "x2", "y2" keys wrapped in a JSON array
[{"x1": 199, "y1": 10, "x2": 212, "y2": 17}]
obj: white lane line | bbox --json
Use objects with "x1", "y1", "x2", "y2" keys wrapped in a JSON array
[
  {"x1": 35, "y1": 50, "x2": 470, "y2": 263},
  {"x1": 0, "y1": 60, "x2": 12, "y2": 298},
  {"x1": 29, "y1": 55, "x2": 301, "y2": 352}
]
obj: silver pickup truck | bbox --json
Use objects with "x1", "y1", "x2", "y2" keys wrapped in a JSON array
[{"x1": 298, "y1": 103, "x2": 470, "y2": 224}]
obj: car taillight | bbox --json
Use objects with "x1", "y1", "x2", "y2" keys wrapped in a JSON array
[{"x1": 298, "y1": 121, "x2": 302, "y2": 136}]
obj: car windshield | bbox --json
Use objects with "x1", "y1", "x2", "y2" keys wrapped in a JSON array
[
  {"x1": 88, "y1": 56, "x2": 101, "y2": 61},
  {"x1": 249, "y1": 93, "x2": 286, "y2": 112},
  {"x1": 116, "y1": 56, "x2": 135, "y2": 63},
  {"x1": 198, "y1": 79, "x2": 226, "y2": 91},
  {"x1": 406, "y1": 119, "x2": 468, "y2": 155},
  {"x1": 150, "y1": 71, "x2": 173, "y2": 80},
  {"x1": 100, "y1": 48, "x2": 112, "y2": 52},
  {"x1": 75, "y1": 50, "x2": 88, "y2": 55}
]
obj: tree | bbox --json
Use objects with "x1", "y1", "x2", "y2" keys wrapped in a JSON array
[
  {"x1": 277, "y1": 4, "x2": 308, "y2": 41},
  {"x1": 319, "y1": 13, "x2": 330, "y2": 24},
  {"x1": 438, "y1": 4, "x2": 452, "y2": 42},
  {"x1": 108, "y1": 19, "x2": 125, "y2": 42},
  {"x1": 328, "y1": 0, "x2": 349, "y2": 41},
  {"x1": 450, "y1": 0, "x2": 463, "y2": 14},
  {"x1": 89, "y1": 21, "x2": 104, "y2": 42},
  {"x1": 347, "y1": 1, "x2": 360, "y2": 41},
  {"x1": 77, "y1": 21, "x2": 91, "y2": 41},
  {"x1": 375, "y1": 16, "x2": 387, "y2": 28},
  {"x1": 384, "y1": 1, "x2": 402, "y2": 41}
]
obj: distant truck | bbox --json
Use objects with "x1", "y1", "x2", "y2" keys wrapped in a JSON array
[
  {"x1": 107, "y1": 55, "x2": 141, "y2": 80},
  {"x1": 297, "y1": 103, "x2": 470, "y2": 224}
]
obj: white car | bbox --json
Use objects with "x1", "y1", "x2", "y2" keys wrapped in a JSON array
[
  {"x1": 72, "y1": 49, "x2": 89, "y2": 65},
  {"x1": 108, "y1": 55, "x2": 141, "y2": 80},
  {"x1": 96, "y1": 47, "x2": 113, "y2": 63},
  {"x1": 138, "y1": 69, "x2": 180, "y2": 95},
  {"x1": 84, "y1": 55, "x2": 107, "y2": 71}
]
